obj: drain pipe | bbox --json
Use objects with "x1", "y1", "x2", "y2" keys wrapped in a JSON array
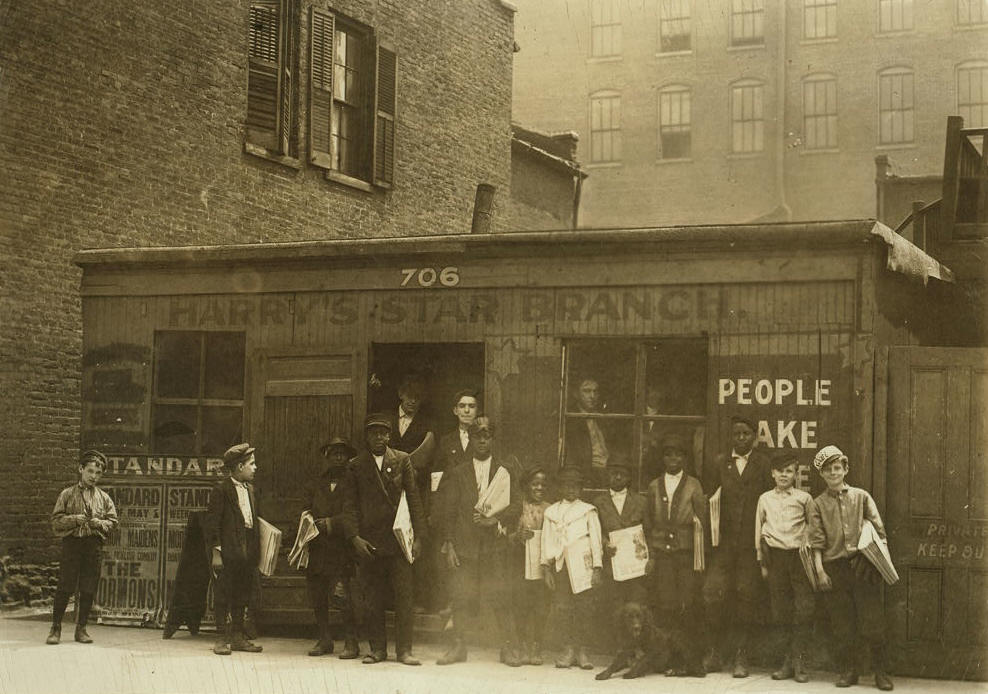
[
  {"x1": 470, "y1": 183, "x2": 496, "y2": 234},
  {"x1": 775, "y1": 1, "x2": 792, "y2": 220}
]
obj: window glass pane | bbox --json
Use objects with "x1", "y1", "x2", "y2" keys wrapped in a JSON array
[
  {"x1": 644, "y1": 339, "x2": 707, "y2": 416},
  {"x1": 152, "y1": 404, "x2": 198, "y2": 454},
  {"x1": 201, "y1": 406, "x2": 244, "y2": 455},
  {"x1": 204, "y1": 332, "x2": 246, "y2": 400},
  {"x1": 564, "y1": 417, "x2": 634, "y2": 489},
  {"x1": 566, "y1": 341, "x2": 636, "y2": 414},
  {"x1": 155, "y1": 331, "x2": 201, "y2": 399},
  {"x1": 640, "y1": 421, "x2": 705, "y2": 487}
]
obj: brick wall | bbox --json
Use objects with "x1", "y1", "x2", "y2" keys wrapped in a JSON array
[{"x1": 0, "y1": 0, "x2": 514, "y2": 561}]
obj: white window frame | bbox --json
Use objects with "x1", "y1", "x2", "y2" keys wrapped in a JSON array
[
  {"x1": 802, "y1": 74, "x2": 838, "y2": 150},
  {"x1": 731, "y1": 0, "x2": 765, "y2": 47},
  {"x1": 590, "y1": 90, "x2": 622, "y2": 163},
  {"x1": 730, "y1": 79, "x2": 765, "y2": 153},
  {"x1": 658, "y1": 85, "x2": 692, "y2": 159},
  {"x1": 878, "y1": 0, "x2": 914, "y2": 33},
  {"x1": 878, "y1": 67, "x2": 915, "y2": 145},
  {"x1": 804, "y1": 0, "x2": 838, "y2": 40},
  {"x1": 590, "y1": 0, "x2": 622, "y2": 57}
]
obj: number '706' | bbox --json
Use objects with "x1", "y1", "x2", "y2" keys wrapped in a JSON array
[{"x1": 400, "y1": 267, "x2": 460, "y2": 288}]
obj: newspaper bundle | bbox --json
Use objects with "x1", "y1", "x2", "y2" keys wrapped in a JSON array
[
  {"x1": 609, "y1": 524, "x2": 648, "y2": 581},
  {"x1": 709, "y1": 487, "x2": 721, "y2": 547},
  {"x1": 525, "y1": 529, "x2": 543, "y2": 580},
  {"x1": 257, "y1": 517, "x2": 282, "y2": 577},
  {"x1": 287, "y1": 511, "x2": 319, "y2": 570},
  {"x1": 799, "y1": 545, "x2": 822, "y2": 591},
  {"x1": 564, "y1": 534, "x2": 595, "y2": 594},
  {"x1": 858, "y1": 519, "x2": 899, "y2": 585},
  {"x1": 393, "y1": 490, "x2": 415, "y2": 564},
  {"x1": 474, "y1": 467, "x2": 510, "y2": 518}
]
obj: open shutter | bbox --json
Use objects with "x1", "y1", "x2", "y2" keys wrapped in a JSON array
[
  {"x1": 309, "y1": 8, "x2": 334, "y2": 169},
  {"x1": 247, "y1": 0, "x2": 282, "y2": 151},
  {"x1": 278, "y1": 0, "x2": 297, "y2": 155},
  {"x1": 373, "y1": 44, "x2": 397, "y2": 187}
]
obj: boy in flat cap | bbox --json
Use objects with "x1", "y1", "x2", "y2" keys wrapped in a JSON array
[
  {"x1": 644, "y1": 434, "x2": 708, "y2": 677},
  {"x1": 808, "y1": 445, "x2": 893, "y2": 691},
  {"x1": 341, "y1": 413, "x2": 425, "y2": 665},
  {"x1": 47, "y1": 450, "x2": 118, "y2": 645},
  {"x1": 436, "y1": 417, "x2": 521, "y2": 666},
  {"x1": 702, "y1": 414, "x2": 772, "y2": 676},
  {"x1": 204, "y1": 443, "x2": 263, "y2": 655},
  {"x1": 304, "y1": 436, "x2": 359, "y2": 658}
]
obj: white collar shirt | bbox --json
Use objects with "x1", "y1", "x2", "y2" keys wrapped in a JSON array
[
  {"x1": 610, "y1": 488, "x2": 628, "y2": 516},
  {"x1": 398, "y1": 407, "x2": 413, "y2": 436},
  {"x1": 373, "y1": 453, "x2": 384, "y2": 472},
  {"x1": 733, "y1": 450, "x2": 750, "y2": 477},
  {"x1": 473, "y1": 457, "x2": 492, "y2": 494},
  {"x1": 459, "y1": 428, "x2": 470, "y2": 452},
  {"x1": 233, "y1": 479, "x2": 253, "y2": 528},
  {"x1": 664, "y1": 470, "x2": 684, "y2": 518}
]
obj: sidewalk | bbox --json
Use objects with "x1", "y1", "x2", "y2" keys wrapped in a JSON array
[{"x1": 1, "y1": 615, "x2": 983, "y2": 694}]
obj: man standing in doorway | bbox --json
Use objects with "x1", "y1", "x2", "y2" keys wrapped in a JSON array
[
  {"x1": 341, "y1": 413, "x2": 425, "y2": 665},
  {"x1": 565, "y1": 377, "x2": 609, "y2": 488}
]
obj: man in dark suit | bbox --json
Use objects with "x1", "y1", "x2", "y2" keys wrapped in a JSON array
[
  {"x1": 341, "y1": 413, "x2": 425, "y2": 666},
  {"x1": 564, "y1": 377, "x2": 610, "y2": 488},
  {"x1": 204, "y1": 443, "x2": 264, "y2": 656},
  {"x1": 436, "y1": 417, "x2": 520, "y2": 666},
  {"x1": 305, "y1": 436, "x2": 358, "y2": 658},
  {"x1": 701, "y1": 415, "x2": 772, "y2": 677},
  {"x1": 392, "y1": 374, "x2": 433, "y2": 455},
  {"x1": 435, "y1": 389, "x2": 479, "y2": 488}
]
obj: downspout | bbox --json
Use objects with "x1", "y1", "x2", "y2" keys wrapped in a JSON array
[
  {"x1": 572, "y1": 173, "x2": 585, "y2": 228},
  {"x1": 776, "y1": 0, "x2": 792, "y2": 220}
]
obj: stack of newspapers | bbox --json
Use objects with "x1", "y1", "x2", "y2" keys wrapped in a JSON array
[
  {"x1": 257, "y1": 518, "x2": 283, "y2": 577},
  {"x1": 858, "y1": 519, "x2": 899, "y2": 585},
  {"x1": 709, "y1": 488, "x2": 721, "y2": 547},
  {"x1": 287, "y1": 511, "x2": 319, "y2": 570},
  {"x1": 474, "y1": 467, "x2": 511, "y2": 518},
  {"x1": 392, "y1": 491, "x2": 415, "y2": 564}
]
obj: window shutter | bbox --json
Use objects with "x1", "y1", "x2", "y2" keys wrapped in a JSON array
[
  {"x1": 278, "y1": 0, "x2": 297, "y2": 155},
  {"x1": 309, "y1": 7, "x2": 334, "y2": 169},
  {"x1": 373, "y1": 44, "x2": 397, "y2": 188},
  {"x1": 247, "y1": 0, "x2": 282, "y2": 151}
]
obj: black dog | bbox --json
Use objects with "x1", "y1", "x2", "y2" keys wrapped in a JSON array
[{"x1": 595, "y1": 602, "x2": 671, "y2": 680}]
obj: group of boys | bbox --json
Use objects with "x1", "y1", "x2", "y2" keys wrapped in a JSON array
[{"x1": 45, "y1": 404, "x2": 895, "y2": 690}]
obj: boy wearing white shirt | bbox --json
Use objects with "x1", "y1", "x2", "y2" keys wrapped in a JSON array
[{"x1": 541, "y1": 466, "x2": 603, "y2": 670}]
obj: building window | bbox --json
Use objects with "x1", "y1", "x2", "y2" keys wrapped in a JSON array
[
  {"x1": 731, "y1": 0, "x2": 765, "y2": 46},
  {"x1": 731, "y1": 80, "x2": 765, "y2": 153},
  {"x1": 659, "y1": 85, "x2": 692, "y2": 159},
  {"x1": 804, "y1": 0, "x2": 837, "y2": 39},
  {"x1": 246, "y1": 0, "x2": 298, "y2": 155},
  {"x1": 878, "y1": 0, "x2": 913, "y2": 32},
  {"x1": 590, "y1": 91, "x2": 622, "y2": 162},
  {"x1": 152, "y1": 332, "x2": 246, "y2": 456},
  {"x1": 878, "y1": 67, "x2": 915, "y2": 145},
  {"x1": 958, "y1": 62, "x2": 988, "y2": 128},
  {"x1": 659, "y1": 0, "x2": 692, "y2": 52},
  {"x1": 590, "y1": 0, "x2": 622, "y2": 57},
  {"x1": 803, "y1": 75, "x2": 838, "y2": 149},
  {"x1": 562, "y1": 339, "x2": 707, "y2": 490},
  {"x1": 957, "y1": 0, "x2": 988, "y2": 25},
  {"x1": 309, "y1": 8, "x2": 397, "y2": 186}
]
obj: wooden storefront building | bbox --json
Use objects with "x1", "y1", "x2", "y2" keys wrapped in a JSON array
[{"x1": 73, "y1": 220, "x2": 985, "y2": 678}]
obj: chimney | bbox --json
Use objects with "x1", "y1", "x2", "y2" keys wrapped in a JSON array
[{"x1": 470, "y1": 183, "x2": 496, "y2": 234}]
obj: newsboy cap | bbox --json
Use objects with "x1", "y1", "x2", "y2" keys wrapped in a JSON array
[
  {"x1": 223, "y1": 443, "x2": 255, "y2": 469},
  {"x1": 556, "y1": 465, "x2": 584, "y2": 485},
  {"x1": 80, "y1": 449, "x2": 108, "y2": 469},
  {"x1": 364, "y1": 412, "x2": 393, "y2": 431},
  {"x1": 812, "y1": 445, "x2": 847, "y2": 471},
  {"x1": 660, "y1": 433, "x2": 689, "y2": 454},
  {"x1": 319, "y1": 436, "x2": 356, "y2": 457}
]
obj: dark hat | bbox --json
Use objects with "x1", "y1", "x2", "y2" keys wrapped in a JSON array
[
  {"x1": 660, "y1": 433, "x2": 689, "y2": 454},
  {"x1": 556, "y1": 465, "x2": 584, "y2": 485},
  {"x1": 606, "y1": 455, "x2": 631, "y2": 473},
  {"x1": 469, "y1": 416, "x2": 494, "y2": 436},
  {"x1": 319, "y1": 436, "x2": 356, "y2": 457},
  {"x1": 731, "y1": 414, "x2": 757, "y2": 431},
  {"x1": 364, "y1": 412, "x2": 393, "y2": 431},
  {"x1": 770, "y1": 448, "x2": 800, "y2": 470},
  {"x1": 223, "y1": 443, "x2": 255, "y2": 469},
  {"x1": 80, "y1": 449, "x2": 108, "y2": 469}
]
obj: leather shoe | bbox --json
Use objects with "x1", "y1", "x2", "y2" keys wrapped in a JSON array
[
  {"x1": 702, "y1": 647, "x2": 722, "y2": 673},
  {"x1": 362, "y1": 650, "x2": 387, "y2": 664},
  {"x1": 46, "y1": 626, "x2": 61, "y2": 645},
  {"x1": 772, "y1": 655, "x2": 794, "y2": 680},
  {"x1": 231, "y1": 632, "x2": 262, "y2": 652},
  {"x1": 162, "y1": 623, "x2": 178, "y2": 640},
  {"x1": 875, "y1": 671, "x2": 894, "y2": 691},
  {"x1": 555, "y1": 645, "x2": 576, "y2": 668},
  {"x1": 397, "y1": 652, "x2": 421, "y2": 666},
  {"x1": 308, "y1": 639, "x2": 334, "y2": 656},
  {"x1": 339, "y1": 639, "x2": 360, "y2": 659},
  {"x1": 501, "y1": 644, "x2": 523, "y2": 667},
  {"x1": 576, "y1": 647, "x2": 594, "y2": 670},
  {"x1": 793, "y1": 654, "x2": 809, "y2": 683},
  {"x1": 732, "y1": 649, "x2": 748, "y2": 678},
  {"x1": 74, "y1": 626, "x2": 93, "y2": 644},
  {"x1": 528, "y1": 643, "x2": 543, "y2": 666},
  {"x1": 836, "y1": 671, "x2": 859, "y2": 687},
  {"x1": 437, "y1": 640, "x2": 467, "y2": 665},
  {"x1": 213, "y1": 640, "x2": 232, "y2": 655}
]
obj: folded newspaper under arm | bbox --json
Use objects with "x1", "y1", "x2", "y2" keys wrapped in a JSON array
[
  {"x1": 564, "y1": 534, "x2": 595, "y2": 594},
  {"x1": 798, "y1": 545, "x2": 822, "y2": 591},
  {"x1": 857, "y1": 519, "x2": 899, "y2": 585},
  {"x1": 709, "y1": 487, "x2": 721, "y2": 547},
  {"x1": 609, "y1": 524, "x2": 648, "y2": 581},
  {"x1": 525, "y1": 529, "x2": 543, "y2": 580},
  {"x1": 257, "y1": 517, "x2": 283, "y2": 577},
  {"x1": 392, "y1": 491, "x2": 415, "y2": 564},
  {"x1": 287, "y1": 511, "x2": 320, "y2": 571},
  {"x1": 474, "y1": 466, "x2": 511, "y2": 518}
]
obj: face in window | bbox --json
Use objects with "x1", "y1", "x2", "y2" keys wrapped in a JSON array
[
  {"x1": 731, "y1": 420, "x2": 756, "y2": 455},
  {"x1": 453, "y1": 396, "x2": 478, "y2": 428},
  {"x1": 576, "y1": 378, "x2": 600, "y2": 412},
  {"x1": 645, "y1": 386, "x2": 661, "y2": 412}
]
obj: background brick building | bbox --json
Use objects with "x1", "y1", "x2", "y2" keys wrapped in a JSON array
[
  {"x1": 512, "y1": 0, "x2": 988, "y2": 227},
  {"x1": 0, "y1": 0, "x2": 518, "y2": 562}
]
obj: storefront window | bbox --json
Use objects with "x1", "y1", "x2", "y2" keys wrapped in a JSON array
[
  {"x1": 152, "y1": 331, "x2": 246, "y2": 455},
  {"x1": 562, "y1": 338, "x2": 707, "y2": 490}
]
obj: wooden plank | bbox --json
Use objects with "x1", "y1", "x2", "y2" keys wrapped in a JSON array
[{"x1": 264, "y1": 379, "x2": 351, "y2": 397}]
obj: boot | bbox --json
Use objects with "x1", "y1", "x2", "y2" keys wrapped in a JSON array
[
  {"x1": 74, "y1": 625, "x2": 93, "y2": 644},
  {"x1": 45, "y1": 625, "x2": 61, "y2": 645},
  {"x1": 576, "y1": 647, "x2": 594, "y2": 670},
  {"x1": 793, "y1": 653, "x2": 810, "y2": 683},
  {"x1": 702, "y1": 647, "x2": 722, "y2": 673},
  {"x1": 875, "y1": 671, "x2": 894, "y2": 691},
  {"x1": 555, "y1": 645, "x2": 576, "y2": 668},
  {"x1": 212, "y1": 622, "x2": 231, "y2": 656},
  {"x1": 230, "y1": 626, "x2": 263, "y2": 652},
  {"x1": 436, "y1": 638, "x2": 467, "y2": 665},
  {"x1": 836, "y1": 671, "x2": 859, "y2": 687},
  {"x1": 308, "y1": 625, "x2": 334, "y2": 656},
  {"x1": 529, "y1": 642, "x2": 543, "y2": 666},
  {"x1": 872, "y1": 643, "x2": 894, "y2": 691},
  {"x1": 339, "y1": 638, "x2": 360, "y2": 660},
  {"x1": 732, "y1": 648, "x2": 749, "y2": 678},
  {"x1": 501, "y1": 642, "x2": 523, "y2": 667},
  {"x1": 772, "y1": 654, "x2": 794, "y2": 680}
]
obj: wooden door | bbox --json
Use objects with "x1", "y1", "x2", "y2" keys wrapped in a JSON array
[{"x1": 886, "y1": 347, "x2": 988, "y2": 680}]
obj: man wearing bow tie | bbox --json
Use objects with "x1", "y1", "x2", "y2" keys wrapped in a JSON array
[
  {"x1": 701, "y1": 415, "x2": 772, "y2": 678},
  {"x1": 341, "y1": 413, "x2": 425, "y2": 665}
]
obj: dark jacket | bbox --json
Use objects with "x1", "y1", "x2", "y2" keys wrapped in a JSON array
[
  {"x1": 204, "y1": 477, "x2": 260, "y2": 567},
  {"x1": 306, "y1": 471, "x2": 352, "y2": 576},
  {"x1": 705, "y1": 448, "x2": 772, "y2": 553},
  {"x1": 646, "y1": 474, "x2": 707, "y2": 553},
  {"x1": 392, "y1": 410, "x2": 433, "y2": 455},
  {"x1": 592, "y1": 489, "x2": 651, "y2": 539},
  {"x1": 440, "y1": 455, "x2": 520, "y2": 561},
  {"x1": 436, "y1": 429, "x2": 472, "y2": 475},
  {"x1": 341, "y1": 447, "x2": 426, "y2": 557}
]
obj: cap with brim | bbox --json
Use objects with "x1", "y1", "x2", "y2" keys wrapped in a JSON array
[
  {"x1": 469, "y1": 416, "x2": 494, "y2": 436},
  {"x1": 80, "y1": 449, "x2": 108, "y2": 469},
  {"x1": 223, "y1": 443, "x2": 255, "y2": 468},
  {"x1": 731, "y1": 415, "x2": 756, "y2": 431},
  {"x1": 557, "y1": 466, "x2": 584, "y2": 485},
  {"x1": 812, "y1": 445, "x2": 846, "y2": 471},
  {"x1": 770, "y1": 449, "x2": 800, "y2": 469},
  {"x1": 320, "y1": 436, "x2": 355, "y2": 457},
  {"x1": 364, "y1": 412, "x2": 393, "y2": 431},
  {"x1": 660, "y1": 434, "x2": 689, "y2": 454}
]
